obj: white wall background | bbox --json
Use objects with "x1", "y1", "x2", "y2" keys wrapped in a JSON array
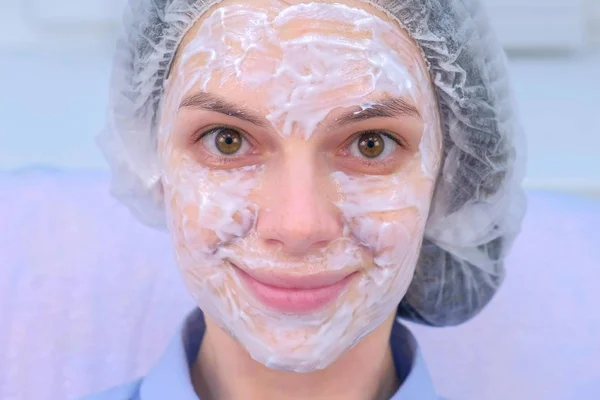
[
  {"x1": 586, "y1": 0, "x2": 600, "y2": 45},
  {"x1": 487, "y1": 0, "x2": 586, "y2": 51},
  {"x1": 0, "y1": 0, "x2": 122, "y2": 51},
  {"x1": 1, "y1": 0, "x2": 599, "y2": 196},
  {"x1": 2, "y1": 0, "x2": 598, "y2": 51}
]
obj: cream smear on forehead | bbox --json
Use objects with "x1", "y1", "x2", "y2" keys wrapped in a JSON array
[
  {"x1": 159, "y1": 1, "x2": 442, "y2": 372},
  {"x1": 175, "y1": 1, "x2": 420, "y2": 139}
]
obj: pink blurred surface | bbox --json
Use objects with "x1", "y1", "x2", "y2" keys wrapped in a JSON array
[{"x1": 0, "y1": 169, "x2": 598, "y2": 400}]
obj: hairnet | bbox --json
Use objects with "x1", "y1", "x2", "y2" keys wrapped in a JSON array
[{"x1": 99, "y1": 0, "x2": 527, "y2": 326}]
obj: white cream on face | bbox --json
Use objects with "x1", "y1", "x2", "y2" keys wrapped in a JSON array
[
  {"x1": 174, "y1": 1, "x2": 420, "y2": 139},
  {"x1": 159, "y1": 0, "x2": 442, "y2": 372}
]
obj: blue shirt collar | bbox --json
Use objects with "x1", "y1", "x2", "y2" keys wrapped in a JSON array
[{"x1": 140, "y1": 309, "x2": 439, "y2": 399}]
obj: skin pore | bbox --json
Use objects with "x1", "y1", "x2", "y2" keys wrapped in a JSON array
[{"x1": 159, "y1": 0, "x2": 442, "y2": 398}]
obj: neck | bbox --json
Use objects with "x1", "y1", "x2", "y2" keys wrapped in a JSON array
[{"x1": 192, "y1": 313, "x2": 399, "y2": 400}]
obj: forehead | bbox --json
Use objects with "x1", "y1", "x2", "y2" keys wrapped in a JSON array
[
  {"x1": 166, "y1": 0, "x2": 432, "y2": 136},
  {"x1": 173, "y1": 0, "x2": 426, "y2": 87}
]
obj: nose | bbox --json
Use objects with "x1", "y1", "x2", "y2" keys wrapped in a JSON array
[{"x1": 256, "y1": 156, "x2": 341, "y2": 255}]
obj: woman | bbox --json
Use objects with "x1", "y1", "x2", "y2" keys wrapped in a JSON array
[{"x1": 86, "y1": 0, "x2": 526, "y2": 398}]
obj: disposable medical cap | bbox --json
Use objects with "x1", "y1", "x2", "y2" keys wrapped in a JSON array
[{"x1": 99, "y1": 0, "x2": 527, "y2": 326}]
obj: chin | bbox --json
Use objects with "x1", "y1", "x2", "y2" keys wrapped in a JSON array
[{"x1": 199, "y1": 289, "x2": 391, "y2": 373}]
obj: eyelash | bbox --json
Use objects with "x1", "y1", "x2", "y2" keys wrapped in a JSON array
[
  {"x1": 345, "y1": 130, "x2": 404, "y2": 165},
  {"x1": 194, "y1": 126, "x2": 253, "y2": 164},
  {"x1": 193, "y1": 126, "x2": 404, "y2": 167}
]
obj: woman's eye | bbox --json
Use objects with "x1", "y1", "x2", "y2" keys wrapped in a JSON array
[
  {"x1": 199, "y1": 127, "x2": 249, "y2": 156},
  {"x1": 215, "y1": 129, "x2": 242, "y2": 154},
  {"x1": 350, "y1": 131, "x2": 399, "y2": 160}
]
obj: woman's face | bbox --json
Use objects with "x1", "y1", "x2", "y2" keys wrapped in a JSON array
[{"x1": 158, "y1": 0, "x2": 442, "y2": 372}]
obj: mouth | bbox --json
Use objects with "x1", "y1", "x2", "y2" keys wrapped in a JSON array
[{"x1": 229, "y1": 261, "x2": 358, "y2": 314}]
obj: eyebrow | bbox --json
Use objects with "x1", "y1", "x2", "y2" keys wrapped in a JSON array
[
  {"x1": 334, "y1": 97, "x2": 422, "y2": 126},
  {"x1": 179, "y1": 91, "x2": 421, "y2": 129},
  {"x1": 179, "y1": 91, "x2": 269, "y2": 127}
]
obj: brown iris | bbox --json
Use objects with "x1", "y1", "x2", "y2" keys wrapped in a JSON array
[
  {"x1": 215, "y1": 129, "x2": 242, "y2": 154},
  {"x1": 357, "y1": 132, "x2": 384, "y2": 158}
]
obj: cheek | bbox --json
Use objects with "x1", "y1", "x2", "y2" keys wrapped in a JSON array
[
  {"x1": 168, "y1": 199, "x2": 223, "y2": 254},
  {"x1": 334, "y1": 165, "x2": 435, "y2": 268},
  {"x1": 351, "y1": 208, "x2": 421, "y2": 267},
  {"x1": 162, "y1": 158, "x2": 261, "y2": 256}
]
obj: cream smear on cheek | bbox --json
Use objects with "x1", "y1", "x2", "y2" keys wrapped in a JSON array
[{"x1": 159, "y1": 1, "x2": 442, "y2": 372}]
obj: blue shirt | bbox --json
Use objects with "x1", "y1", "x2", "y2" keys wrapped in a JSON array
[{"x1": 82, "y1": 309, "x2": 443, "y2": 399}]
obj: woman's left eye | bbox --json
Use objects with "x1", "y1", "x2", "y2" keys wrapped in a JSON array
[{"x1": 349, "y1": 131, "x2": 400, "y2": 160}]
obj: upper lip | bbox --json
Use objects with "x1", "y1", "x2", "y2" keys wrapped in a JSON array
[{"x1": 229, "y1": 260, "x2": 356, "y2": 290}]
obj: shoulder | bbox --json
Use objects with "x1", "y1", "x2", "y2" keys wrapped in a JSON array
[{"x1": 78, "y1": 379, "x2": 143, "y2": 400}]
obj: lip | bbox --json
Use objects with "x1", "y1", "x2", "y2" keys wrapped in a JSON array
[{"x1": 230, "y1": 262, "x2": 357, "y2": 314}]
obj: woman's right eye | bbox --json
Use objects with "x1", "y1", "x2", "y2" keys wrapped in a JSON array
[{"x1": 198, "y1": 126, "x2": 251, "y2": 156}]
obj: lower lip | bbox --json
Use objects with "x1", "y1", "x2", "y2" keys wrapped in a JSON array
[{"x1": 235, "y1": 268, "x2": 355, "y2": 314}]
